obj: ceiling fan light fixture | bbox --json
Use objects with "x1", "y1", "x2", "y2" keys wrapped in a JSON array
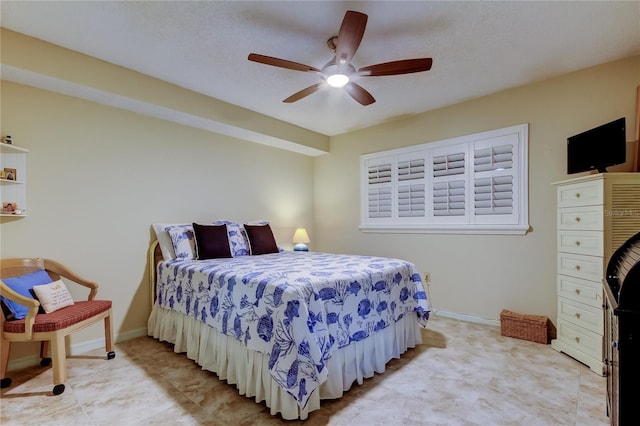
[
  {"x1": 323, "y1": 61, "x2": 353, "y2": 88},
  {"x1": 248, "y1": 11, "x2": 432, "y2": 106},
  {"x1": 327, "y1": 73, "x2": 350, "y2": 88}
]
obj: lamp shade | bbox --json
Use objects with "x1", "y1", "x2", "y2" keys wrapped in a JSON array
[
  {"x1": 292, "y1": 228, "x2": 310, "y2": 244},
  {"x1": 292, "y1": 228, "x2": 310, "y2": 251}
]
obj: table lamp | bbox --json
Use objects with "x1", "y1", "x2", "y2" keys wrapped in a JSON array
[{"x1": 292, "y1": 228, "x2": 310, "y2": 251}]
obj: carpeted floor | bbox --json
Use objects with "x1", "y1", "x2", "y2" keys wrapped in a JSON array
[{"x1": 0, "y1": 315, "x2": 609, "y2": 425}]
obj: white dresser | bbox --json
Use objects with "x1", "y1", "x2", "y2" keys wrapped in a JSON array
[{"x1": 552, "y1": 173, "x2": 640, "y2": 375}]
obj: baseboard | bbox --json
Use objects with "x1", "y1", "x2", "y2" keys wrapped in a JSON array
[
  {"x1": 432, "y1": 309, "x2": 500, "y2": 327},
  {"x1": 113, "y1": 327, "x2": 148, "y2": 343},
  {"x1": 6, "y1": 327, "x2": 148, "y2": 372},
  {"x1": 69, "y1": 326, "x2": 148, "y2": 355}
]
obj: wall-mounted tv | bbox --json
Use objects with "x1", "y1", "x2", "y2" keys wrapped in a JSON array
[{"x1": 567, "y1": 117, "x2": 626, "y2": 174}]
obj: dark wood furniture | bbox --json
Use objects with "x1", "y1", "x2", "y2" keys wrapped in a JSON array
[{"x1": 604, "y1": 231, "x2": 640, "y2": 426}]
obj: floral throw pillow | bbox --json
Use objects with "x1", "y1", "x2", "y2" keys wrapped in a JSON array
[{"x1": 166, "y1": 224, "x2": 196, "y2": 260}]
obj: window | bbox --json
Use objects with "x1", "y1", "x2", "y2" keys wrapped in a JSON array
[{"x1": 360, "y1": 124, "x2": 529, "y2": 234}]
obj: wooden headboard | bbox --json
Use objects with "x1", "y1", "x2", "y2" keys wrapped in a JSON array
[{"x1": 148, "y1": 240, "x2": 163, "y2": 309}]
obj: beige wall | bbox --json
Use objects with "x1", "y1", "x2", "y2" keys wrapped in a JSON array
[
  {"x1": 0, "y1": 81, "x2": 315, "y2": 361},
  {"x1": 314, "y1": 55, "x2": 640, "y2": 322}
]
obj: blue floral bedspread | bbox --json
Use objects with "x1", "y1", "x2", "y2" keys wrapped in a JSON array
[{"x1": 155, "y1": 251, "x2": 430, "y2": 407}]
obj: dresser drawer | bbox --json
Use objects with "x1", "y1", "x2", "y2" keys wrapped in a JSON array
[
  {"x1": 557, "y1": 179, "x2": 603, "y2": 208},
  {"x1": 557, "y1": 275, "x2": 603, "y2": 307},
  {"x1": 557, "y1": 297, "x2": 603, "y2": 334},
  {"x1": 558, "y1": 252, "x2": 603, "y2": 281},
  {"x1": 556, "y1": 319, "x2": 603, "y2": 360},
  {"x1": 557, "y1": 206, "x2": 603, "y2": 230},
  {"x1": 558, "y1": 230, "x2": 603, "y2": 256}
]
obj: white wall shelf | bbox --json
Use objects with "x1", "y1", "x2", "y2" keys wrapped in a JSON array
[{"x1": 0, "y1": 142, "x2": 28, "y2": 218}]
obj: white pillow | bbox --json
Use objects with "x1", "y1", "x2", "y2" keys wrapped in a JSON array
[
  {"x1": 32, "y1": 280, "x2": 75, "y2": 313},
  {"x1": 152, "y1": 223, "x2": 181, "y2": 260}
]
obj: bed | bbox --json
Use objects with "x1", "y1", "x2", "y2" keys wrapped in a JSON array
[{"x1": 147, "y1": 221, "x2": 431, "y2": 420}]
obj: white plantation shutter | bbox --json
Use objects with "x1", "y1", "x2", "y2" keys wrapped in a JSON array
[
  {"x1": 398, "y1": 156, "x2": 426, "y2": 218},
  {"x1": 433, "y1": 152, "x2": 465, "y2": 177},
  {"x1": 368, "y1": 187, "x2": 392, "y2": 218},
  {"x1": 474, "y1": 144, "x2": 513, "y2": 172},
  {"x1": 368, "y1": 163, "x2": 392, "y2": 184},
  {"x1": 432, "y1": 145, "x2": 468, "y2": 222},
  {"x1": 474, "y1": 175, "x2": 513, "y2": 215},
  {"x1": 366, "y1": 159, "x2": 393, "y2": 219},
  {"x1": 398, "y1": 158, "x2": 425, "y2": 181},
  {"x1": 474, "y1": 143, "x2": 514, "y2": 215},
  {"x1": 472, "y1": 134, "x2": 520, "y2": 224},
  {"x1": 398, "y1": 184, "x2": 426, "y2": 217},
  {"x1": 360, "y1": 124, "x2": 528, "y2": 234},
  {"x1": 433, "y1": 180, "x2": 466, "y2": 216}
]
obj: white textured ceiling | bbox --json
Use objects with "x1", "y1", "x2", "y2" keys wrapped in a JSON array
[{"x1": 2, "y1": 1, "x2": 639, "y2": 136}]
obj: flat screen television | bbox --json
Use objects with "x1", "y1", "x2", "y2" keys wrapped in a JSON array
[{"x1": 567, "y1": 117, "x2": 626, "y2": 174}]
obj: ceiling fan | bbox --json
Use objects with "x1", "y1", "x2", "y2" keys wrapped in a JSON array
[{"x1": 248, "y1": 10, "x2": 433, "y2": 106}]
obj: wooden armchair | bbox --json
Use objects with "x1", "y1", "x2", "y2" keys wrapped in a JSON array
[{"x1": 0, "y1": 258, "x2": 115, "y2": 395}]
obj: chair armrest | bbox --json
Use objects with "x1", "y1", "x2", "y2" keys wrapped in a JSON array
[
  {"x1": 43, "y1": 259, "x2": 99, "y2": 301},
  {"x1": 0, "y1": 281, "x2": 39, "y2": 340}
]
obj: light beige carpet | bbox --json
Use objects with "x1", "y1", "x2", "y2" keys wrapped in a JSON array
[{"x1": 0, "y1": 315, "x2": 609, "y2": 425}]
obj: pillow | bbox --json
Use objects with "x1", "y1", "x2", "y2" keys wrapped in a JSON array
[
  {"x1": 166, "y1": 224, "x2": 196, "y2": 260},
  {"x1": 152, "y1": 223, "x2": 183, "y2": 260},
  {"x1": 213, "y1": 220, "x2": 250, "y2": 257},
  {"x1": 32, "y1": 280, "x2": 75, "y2": 314},
  {"x1": 193, "y1": 223, "x2": 232, "y2": 259},
  {"x1": 1, "y1": 269, "x2": 53, "y2": 319},
  {"x1": 244, "y1": 223, "x2": 279, "y2": 255}
]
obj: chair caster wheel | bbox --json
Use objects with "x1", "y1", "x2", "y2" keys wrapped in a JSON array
[
  {"x1": 52, "y1": 384, "x2": 65, "y2": 395},
  {"x1": 40, "y1": 357, "x2": 52, "y2": 367},
  {"x1": 107, "y1": 351, "x2": 116, "y2": 360},
  {"x1": 1, "y1": 377, "x2": 12, "y2": 388}
]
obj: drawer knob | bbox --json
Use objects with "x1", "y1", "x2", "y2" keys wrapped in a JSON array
[
  {"x1": 575, "y1": 289, "x2": 581, "y2": 295},
  {"x1": 575, "y1": 217, "x2": 581, "y2": 223},
  {"x1": 575, "y1": 265, "x2": 581, "y2": 271},
  {"x1": 575, "y1": 336, "x2": 581, "y2": 343},
  {"x1": 575, "y1": 193, "x2": 581, "y2": 198},
  {"x1": 575, "y1": 313, "x2": 581, "y2": 319},
  {"x1": 575, "y1": 240, "x2": 581, "y2": 246}
]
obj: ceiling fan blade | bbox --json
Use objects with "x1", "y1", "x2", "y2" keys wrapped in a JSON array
[
  {"x1": 344, "y1": 82, "x2": 375, "y2": 106},
  {"x1": 248, "y1": 53, "x2": 320, "y2": 73},
  {"x1": 283, "y1": 83, "x2": 324, "y2": 103},
  {"x1": 334, "y1": 10, "x2": 368, "y2": 64},
  {"x1": 358, "y1": 58, "x2": 433, "y2": 76}
]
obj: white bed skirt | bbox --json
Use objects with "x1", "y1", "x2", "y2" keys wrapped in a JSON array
[{"x1": 148, "y1": 305, "x2": 422, "y2": 420}]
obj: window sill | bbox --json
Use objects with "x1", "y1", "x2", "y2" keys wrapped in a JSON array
[{"x1": 359, "y1": 223, "x2": 531, "y2": 235}]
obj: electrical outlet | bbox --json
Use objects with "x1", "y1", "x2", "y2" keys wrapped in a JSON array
[{"x1": 424, "y1": 272, "x2": 431, "y2": 283}]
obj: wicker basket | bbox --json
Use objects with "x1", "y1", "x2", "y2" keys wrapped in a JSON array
[{"x1": 500, "y1": 309, "x2": 551, "y2": 344}]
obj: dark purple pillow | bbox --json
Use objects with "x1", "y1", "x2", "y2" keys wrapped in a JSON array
[
  {"x1": 244, "y1": 223, "x2": 279, "y2": 255},
  {"x1": 192, "y1": 223, "x2": 232, "y2": 259}
]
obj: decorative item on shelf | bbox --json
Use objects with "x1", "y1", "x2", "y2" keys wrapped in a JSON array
[
  {"x1": 292, "y1": 228, "x2": 310, "y2": 252},
  {"x1": 2, "y1": 135, "x2": 12, "y2": 145},
  {"x1": 3, "y1": 168, "x2": 16, "y2": 181},
  {"x1": 2, "y1": 202, "x2": 18, "y2": 214}
]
